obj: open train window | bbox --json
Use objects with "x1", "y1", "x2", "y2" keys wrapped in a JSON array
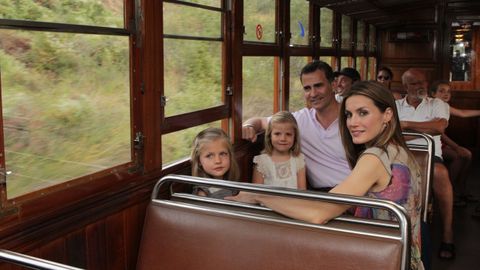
[
  {"x1": 0, "y1": 1, "x2": 132, "y2": 199},
  {"x1": 450, "y1": 22, "x2": 473, "y2": 82},
  {"x1": 289, "y1": 57, "x2": 311, "y2": 112},
  {"x1": 356, "y1": 21, "x2": 365, "y2": 52},
  {"x1": 163, "y1": 1, "x2": 224, "y2": 117},
  {"x1": 319, "y1": 8, "x2": 333, "y2": 48},
  {"x1": 369, "y1": 24, "x2": 376, "y2": 52},
  {"x1": 242, "y1": 57, "x2": 276, "y2": 121},
  {"x1": 290, "y1": 0, "x2": 310, "y2": 46},
  {"x1": 341, "y1": 15, "x2": 352, "y2": 50},
  {"x1": 243, "y1": 0, "x2": 276, "y2": 44},
  {"x1": 161, "y1": 0, "x2": 230, "y2": 167}
]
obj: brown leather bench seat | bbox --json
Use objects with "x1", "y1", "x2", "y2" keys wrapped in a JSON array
[{"x1": 136, "y1": 175, "x2": 410, "y2": 270}]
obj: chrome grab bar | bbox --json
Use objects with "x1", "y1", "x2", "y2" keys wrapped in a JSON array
[
  {"x1": 154, "y1": 174, "x2": 411, "y2": 270},
  {"x1": 0, "y1": 249, "x2": 83, "y2": 270},
  {"x1": 403, "y1": 131, "x2": 435, "y2": 223}
]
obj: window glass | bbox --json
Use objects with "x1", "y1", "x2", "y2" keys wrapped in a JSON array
[
  {"x1": 0, "y1": 29, "x2": 130, "y2": 198},
  {"x1": 369, "y1": 25, "x2": 376, "y2": 52},
  {"x1": 164, "y1": 39, "x2": 223, "y2": 116},
  {"x1": 164, "y1": 2, "x2": 221, "y2": 38},
  {"x1": 289, "y1": 57, "x2": 310, "y2": 112},
  {"x1": 319, "y1": 8, "x2": 333, "y2": 48},
  {"x1": 244, "y1": 0, "x2": 276, "y2": 43},
  {"x1": 356, "y1": 21, "x2": 365, "y2": 52},
  {"x1": 450, "y1": 23, "x2": 472, "y2": 82},
  {"x1": 162, "y1": 121, "x2": 222, "y2": 166},
  {"x1": 368, "y1": 57, "x2": 376, "y2": 80},
  {"x1": 0, "y1": 0, "x2": 124, "y2": 28},
  {"x1": 320, "y1": 56, "x2": 336, "y2": 71},
  {"x1": 243, "y1": 57, "x2": 274, "y2": 121},
  {"x1": 180, "y1": 0, "x2": 221, "y2": 8},
  {"x1": 356, "y1": 57, "x2": 366, "y2": 80},
  {"x1": 290, "y1": 0, "x2": 309, "y2": 46},
  {"x1": 340, "y1": 57, "x2": 352, "y2": 68},
  {"x1": 341, "y1": 15, "x2": 351, "y2": 50}
]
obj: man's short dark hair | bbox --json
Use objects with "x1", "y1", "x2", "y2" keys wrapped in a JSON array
[{"x1": 300, "y1": 60, "x2": 334, "y2": 83}]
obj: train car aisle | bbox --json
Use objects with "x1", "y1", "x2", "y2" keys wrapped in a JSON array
[{"x1": 431, "y1": 161, "x2": 480, "y2": 269}]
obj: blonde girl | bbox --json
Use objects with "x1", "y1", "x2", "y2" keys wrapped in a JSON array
[
  {"x1": 252, "y1": 111, "x2": 306, "y2": 189},
  {"x1": 191, "y1": 127, "x2": 240, "y2": 198}
]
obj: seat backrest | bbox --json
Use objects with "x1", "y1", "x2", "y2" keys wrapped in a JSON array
[
  {"x1": 136, "y1": 175, "x2": 410, "y2": 270},
  {"x1": 403, "y1": 132, "x2": 435, "y2": 223}
]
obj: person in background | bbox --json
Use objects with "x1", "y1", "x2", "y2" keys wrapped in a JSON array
[
  {"x1": 396, "y1": 69, "x2": 455, "y2": 260},
  {"x1": 430, "y1": 80, "x2": 479, "y2": 207},
  {"x1": 377, "y1": 66, "x2": 401, "y2": 99},
  {"x1": 333, "y1": 67, "x2": 361, "y2": 103},
  {"x1": 242, "y1": 61, "x2": 351, "y2": 192},
  {"x1": 252, "y1": 111, "x2": 306, "y2": 189},
  {"x1": 229, "y1": 81, "x2": 424, "y2": 270},
  {"x1": 190, "y1": 127, "x2": 240, "y2": 199}
]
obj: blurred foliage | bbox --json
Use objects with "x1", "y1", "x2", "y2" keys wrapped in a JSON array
[
  {"x1": 0, "y1": 0, "x2": 338, "y2": 195},
  {"x1": 0, "y1": 0, "x2": 128, "y2": 197}
]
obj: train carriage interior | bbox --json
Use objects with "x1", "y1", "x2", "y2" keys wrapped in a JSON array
[{"x1": 0, "y1": 0, "x2": 480, "y2": 269}]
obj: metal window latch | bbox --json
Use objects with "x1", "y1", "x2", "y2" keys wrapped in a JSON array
[
  {"x1": 160, "y1": 96, "x2": 168, "y2": 107},
  {"x1": 226, "y1": 85, "x2": 233, "y2": 96},
  {"x1": 134, "y1": 132, "x2": 144, "y2": 150},
  {"x1": 0, "y1": 167, "x2": 6, "y2": 185},
  {"x1": 129, "y1": 132, "x2": 145, "y2": 174}
]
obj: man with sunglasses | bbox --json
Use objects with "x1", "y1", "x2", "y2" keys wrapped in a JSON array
[{"x1": 377, "y1": 66, "x2": 402, "y2": 99}]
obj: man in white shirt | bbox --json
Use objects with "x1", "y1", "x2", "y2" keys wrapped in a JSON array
[
  {"x1": 242, "y1": 61, "x2": 351, "y2": 191},
  {"x1": 396, "y1": 68, "x2": 455, "y2": 260}
]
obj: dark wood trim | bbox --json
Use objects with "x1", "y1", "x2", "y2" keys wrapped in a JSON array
[
  {"x1": 242, "y1": 43, "x2": 282, "y2": 55},
  {"x1": 161, "y1": 106, "x2": 230, "y2": 133}
]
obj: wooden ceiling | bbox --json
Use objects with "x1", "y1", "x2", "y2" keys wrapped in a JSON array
[{"x1": 310, "y1": 0, "x2": 480, "y2": 29}]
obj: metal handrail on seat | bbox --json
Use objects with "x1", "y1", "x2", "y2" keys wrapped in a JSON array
[
  {"x1": 154, "y1": 174, "x2": 412, "y2": 270},
  {"x1": 0, "y1": 249, "x2": 83, "y2": 270},
  {"x1": 403, "y1": 131, "x2": 435, "y2": 223}
]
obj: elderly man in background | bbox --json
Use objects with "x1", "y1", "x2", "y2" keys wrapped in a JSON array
[{"x1": 396, "y1": 68, "x2": 455, "y2": 261}]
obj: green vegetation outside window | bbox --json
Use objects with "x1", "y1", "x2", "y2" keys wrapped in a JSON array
[
  {"x1": 242, "y1": 57, "x2": 274, "y2": 121},
  {"x1": 356, "y1": 56, "x2": 366, "y2": 80},
  {"x1": 289, "y1": 57, "x2": 310, "y2": 112},
  {"x1": 369, "y1": 25, "x2": 376, "y2": 52},
  {"x1": 162, "y1": 121, "x2": 222, "y2": 166},
  {"x1": 319, "y1": 8, "x2": 333, "y2": 48},
  {"x1": 356, "y1": 21, "x2": 365, "y2": 52},
  {"x1": 0, "y1": 1, "x2": 130, "y2": 198},
  {"x1": 290, "y1": 0, "x2": 309, "y2": 46},
  {"x1": 244, "y1": 0, "x2": 276, "y2": 43},
  {"x1": 341, "y1": 15, "x2": 352, "y2": 50},
  {"x1": 0, "y1": 0, "x2": 124, "y2": 28},
  {"x1": 341, "y1": 56, "x2": 352, "y2": 69}
]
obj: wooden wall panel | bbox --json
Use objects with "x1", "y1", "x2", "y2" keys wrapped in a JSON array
[
  {"x1": 381, "y1": 32, "x2": 435, "y2": 61},
  {"x1": 379, "y1": 30, "x2": 440, "y2": 92},
  {"x1": 105, "y1": 212, "x2": 127, "y2": 270},
  {"x1": 86, "y1": 221, "x2": 107, "y2": 270},
  {"x1": 65, "y1": 229, "x2": 87, "y2": 268},
  {"x1": 40, "y1": 238, "x2": 66, "y2": 265},
  {"x1": 124, "y1": 202, "x2": 148, "y2": 270}
]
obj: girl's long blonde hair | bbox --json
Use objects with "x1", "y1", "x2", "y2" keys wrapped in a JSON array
[
  {"x1": 263, "y1": 111, "x2": 301, "y2": 156},
  {"x1": 190, "y1": 127, "x2": 240, "y2": 181}
]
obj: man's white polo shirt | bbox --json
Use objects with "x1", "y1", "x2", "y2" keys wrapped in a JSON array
[{"x1": 396, "y1": 97, "x2": 450, "y2": 158}]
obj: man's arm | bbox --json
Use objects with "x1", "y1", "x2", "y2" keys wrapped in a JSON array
[
  {"x1": 400, "y1": 118, "x2": 447, "y2": 135},
  {"x1": 242, "y1": 117, "x2": 268, "y2": 142}
]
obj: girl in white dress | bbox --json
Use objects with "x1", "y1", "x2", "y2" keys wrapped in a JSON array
[{"x1": 252, "y1": 111, "x2": 306, "y2": 189}]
